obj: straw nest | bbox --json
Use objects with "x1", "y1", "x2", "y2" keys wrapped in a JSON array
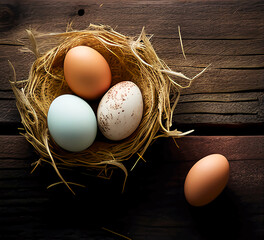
[{"x1": 9, "y1": 24, "x2": 207, "y2": 193}]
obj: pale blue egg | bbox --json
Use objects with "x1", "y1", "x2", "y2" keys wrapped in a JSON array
[{"x1": 47, "y1": 94, "x2": 97, "y2": 152}]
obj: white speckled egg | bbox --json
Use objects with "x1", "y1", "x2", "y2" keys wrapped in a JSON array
[
  {"x1": 47, "y1": 94, "x2": 97, "y2": 152},
  {"x1": 97, "y1": 81, "x2": 143, "y2": 141}
]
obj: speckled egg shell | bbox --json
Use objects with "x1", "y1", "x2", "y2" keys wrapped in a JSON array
[{"x1": 97, "y1": 81, "x2": 143, "y2": 141}]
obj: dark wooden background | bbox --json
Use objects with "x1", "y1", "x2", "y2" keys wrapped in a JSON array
[{"x1": 0, "y1": 0, "x2": 263, "y2": 239}]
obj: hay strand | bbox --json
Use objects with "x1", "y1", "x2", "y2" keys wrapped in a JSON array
[{"x1": 10, "y1": 24, "x2": 208, "y2": 192}]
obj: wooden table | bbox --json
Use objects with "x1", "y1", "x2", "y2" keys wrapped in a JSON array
[{"x1": 0, "y1": 0, "x2": 263, "y2": 239}]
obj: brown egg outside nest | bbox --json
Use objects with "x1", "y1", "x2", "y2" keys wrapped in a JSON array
[{"x1": 184, "y1": 154, "x2": 230, "y2": 207}]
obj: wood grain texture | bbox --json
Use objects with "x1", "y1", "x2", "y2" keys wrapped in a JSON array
[
  {"x1": 0, "y1": 1, "x2": 263, "y2": 238},
  {"x1": 0, "y1": 0, "x2": 263, "y2": 129},
  {"x1": 0, "y1": 135, "x2": 263, "y2": 240}
]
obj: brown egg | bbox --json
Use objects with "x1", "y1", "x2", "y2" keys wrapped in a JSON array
[
  {"x1": 184, "y1": 154, "x2": 229, "y2": 207},
  {"x1": 64, "y1": 46, "x2": 112, "y2": 100}
]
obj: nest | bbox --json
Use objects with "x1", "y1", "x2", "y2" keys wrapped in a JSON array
[{"x1": 10, "y1": 24, "x2": 207, "y2": 193}]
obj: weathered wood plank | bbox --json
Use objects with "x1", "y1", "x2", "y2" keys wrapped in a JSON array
[
  {"x1": 173, "y1": 113, "x2": 263, "y2": 125},
  {"x1": 0, "y1": 0, "x2": 264, "y2": 129},
  {"x1": 0, "y1": 135, "x2": 35, "y2": 159},
  {"x1": 176, "y1": 101, "x2": 259, "y2": 114},
  {"x1": 1, "y1": 0, "x2": 263, "y2": 38},
  {"x1": 1, "y1": 135, "x2": 263, "y2": 161},
  {"x1": 0, "y1": 99, "x2": 20, "y2": 123},
  {"x1": 153, "y1": 38, "x2": 264, "y2": 56},
  {"x1": 166, "y1": 54, "x2": 264, "y2": 69},
  {"x1": 0, "y1": 135, "x2": 263, "y2": 239},
  {"x1": 0, "y1": 0, "x2": 263, "y2": 129},
  {"x1": 1, "y1": 91, "x2": 264, "y2": 128},
  {"x1": 179, "y1": 92, "x2": 263, "y2": 103},
  {"x1": 0, "y1": 0, "x2": 263, "y2": 90},
  {"x1": 164, "y1": 135, "x2": 264, "y2": 161},
  {"x1": 2, "y1": 57, "x2": 264, "y2": 97}
]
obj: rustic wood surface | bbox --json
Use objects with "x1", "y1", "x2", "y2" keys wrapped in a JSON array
[
  {"x1": 0, "y1": 135, "x2": 263, "y2": 240},
  {"x1": 1, "y1": 0, "x2": 264, "y2": 129},
  {"x1": 0, "y1": 0, "x2": 263, "y2": 239}
]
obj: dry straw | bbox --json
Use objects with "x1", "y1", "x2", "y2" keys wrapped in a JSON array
[{"x1": 9, "y1": 24, "x2": 208, "y2": 193}]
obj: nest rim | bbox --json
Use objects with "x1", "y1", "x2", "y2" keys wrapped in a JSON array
[{"x1": 9, "y1": 24, "x2": 208, "y2": 193}]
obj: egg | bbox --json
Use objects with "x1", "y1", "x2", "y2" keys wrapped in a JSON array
[
  {"x1": 184, "y1": 154, "x2": 229, "y2": 207},
  {"x1": 47, "y1": 94, "x2": 97, "y2": 152},
  {"x1": 63, "y1": 46, "x2": 112, "y2": 100},
  {"x1": 97, "y1": 81, "x2": 143, "y2": 141}
]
